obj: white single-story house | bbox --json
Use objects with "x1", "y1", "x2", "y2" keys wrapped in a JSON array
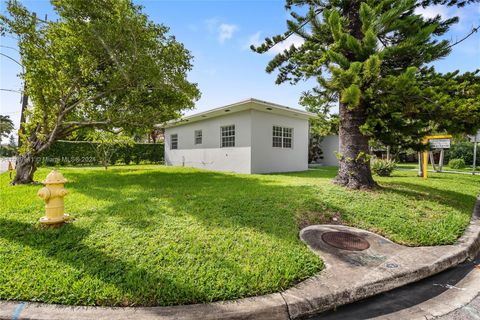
[{"x1": 160, "y1": 98, "x2": 316, "y2": 174}]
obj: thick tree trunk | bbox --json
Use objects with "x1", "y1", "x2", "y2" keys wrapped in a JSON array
[
  {"x1": 334, "y1": 102, "x2": 377, "y2": 189},
  {"x1": 12, "y1": 152, "x2": 37, "y2": 185}
]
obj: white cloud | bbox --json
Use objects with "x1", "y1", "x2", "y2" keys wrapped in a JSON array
[
  {"x1": 243, "y1": 32, "x2": 304, "y2": 54},
  {"x1": 415, "y1": 5, "x2": 449, "y2": 19},
  {"x1": 268, "y1": 34, "x2": 304, "y2": 54},
  {"x1": 415, "y1": 5, "x2": 478, "y2": 32},
  {"x1": 204, "y1": 19, "x2": 239, "y2": 44},
  {"x1": 218, "y1": 23, "x2": 238, "y2": 43},
  {"x1": 243, "y1": 31, "x2": 262, "y2": 50}
]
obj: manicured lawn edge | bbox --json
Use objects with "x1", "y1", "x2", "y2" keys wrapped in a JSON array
[{"x1": 0, "y1": 165, "x2": 478, "y2": 307}]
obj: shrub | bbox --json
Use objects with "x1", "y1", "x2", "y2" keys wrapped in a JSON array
[
  {"x1": 38, "y1": 140, "x2": 164, "y2": 166},
  {"x1": 448, "y1": 158, "x2": 466, "y2": 169},
  {"x1": 0, "y1": 146, "x2": 16, "y2": 157},
  {"x1": 446, "y1": 141, "x2": 479, "y2": 165},
  {"x1": 371, "y1": 158, "x2": 396, "y2": 177}
]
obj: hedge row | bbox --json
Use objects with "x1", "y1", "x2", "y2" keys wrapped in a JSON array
[{"x1": 39, "y1": 140, "x2": 164, "y2": 166}]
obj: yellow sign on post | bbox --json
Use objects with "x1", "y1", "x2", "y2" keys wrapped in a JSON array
[{"x1": 422, "y1": 135, "x2": 452, "y2": 179}]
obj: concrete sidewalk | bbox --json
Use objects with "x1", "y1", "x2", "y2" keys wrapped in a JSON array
[
  {"x1": 0, "y1": 197, "x2": 479, "y2": 320},
  {"x1": 311, "y1": 252, "x2": 480, "y2": 319},
  {"x1": 398, "y1": 167, "x2": 477, "y2": 175}
]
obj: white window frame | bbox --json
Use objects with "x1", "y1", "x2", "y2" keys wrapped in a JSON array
[
  {"x1": 220, "y1": 125, "x2": 235, "y2": 148},
  {"x1": 170, "y1": 134, "x2": 178, "y2": 150},
  {"x1": 272, "y1": 126, "x2": 283, "y2": 148},
  {"x1": 194, "y1": 130, "x2": 202, "y2": 145},
  {"x1": 272, "y1": 125, "x2": 293, "y2": 149}
]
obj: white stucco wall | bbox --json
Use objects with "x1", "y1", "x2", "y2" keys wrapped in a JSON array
[
  {"x1": 250, "y1": 110, "x2": 309, "y2": 173},
  {"x1": 318, "y1": 135, "x2": 340, "y2": 166},
  {"x1": 164, "y1": 111, "x2": 252, "y2": 174}
]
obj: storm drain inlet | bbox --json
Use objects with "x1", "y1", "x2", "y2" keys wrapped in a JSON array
[{"x1": 321, "y1": 231, "x2": 370, "y2": 251}]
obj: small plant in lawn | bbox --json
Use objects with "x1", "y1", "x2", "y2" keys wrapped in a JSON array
[
  {"x1": 371, "y1": 159, "x2": 396, "y2": 177},
  {"x1": 449, "y1": 158, "x2": 466, "y2": 169},
  {"x1": 87, "y1": 130, "x2": 134, "y2": 169}
]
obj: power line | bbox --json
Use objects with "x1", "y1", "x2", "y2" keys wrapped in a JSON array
[
  {"x1": 0, "y1": 89, "x2": 23, "y2": 93},
  {"x1": 0, "y1": 45, "x2": 20, "y2": 53},
  {"x1": 0, "y1": 52, "x2": 23, "y2": 68}
]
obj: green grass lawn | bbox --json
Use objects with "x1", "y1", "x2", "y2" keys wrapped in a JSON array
[{"x1": 0, "y1": 165, "x2": 479, "y2": 307}]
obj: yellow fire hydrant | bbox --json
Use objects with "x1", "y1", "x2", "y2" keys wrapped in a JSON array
[{"x1": 38, "y1": 170, "x2": 69, "y2": 225}]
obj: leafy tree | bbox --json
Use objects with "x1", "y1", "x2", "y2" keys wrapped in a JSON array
[
  {"x1": 0, "y1": 0, "x2": 200, "y2": 184},
  {"x1": 0, "y1": 115, "x2": 14, "y2": 145},
  {"x1": 252, "y1": 0, "x2": 479, "y2": 189},
  {"x1": 87, "y1": 130, "x2": 134, "y2": 169}
]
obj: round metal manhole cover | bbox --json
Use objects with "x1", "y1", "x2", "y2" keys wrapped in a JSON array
[{"x1": 321, "y1": 232, "x2": 370, "y2": 251}]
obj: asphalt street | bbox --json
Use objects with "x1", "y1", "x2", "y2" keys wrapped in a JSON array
[{"x1": 310, "y1": 254, "x2": 480, "y2": 320}]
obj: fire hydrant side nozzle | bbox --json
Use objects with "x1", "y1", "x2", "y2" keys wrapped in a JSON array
[
  {"x1": 38, "y1": 170, "x2": 69, "y2": 226},
  {"x1": 37, "y1": 187, "x2": 51, "y2": 201}
]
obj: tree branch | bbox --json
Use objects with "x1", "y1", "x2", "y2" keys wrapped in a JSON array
[
  {"x1": 63, "y1": 121, "x2": 111, "y2": 126},
  {"x1": 446, "y1": 25, "x2": 479, "y2": 49}
]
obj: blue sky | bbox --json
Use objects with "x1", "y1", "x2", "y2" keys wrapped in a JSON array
[{"x1": 1, "y1": 0, "x2": 479, "y2": 137}]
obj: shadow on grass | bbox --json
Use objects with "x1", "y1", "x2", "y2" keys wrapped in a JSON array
[
  {"x1": 0, "y1": 218, "x2": 237, "y2": 306},
  {"x1": 67, "y1": 169, "x2": 316, "y2": 240},
  {"x1": 1, "y1": 166, "x2": 478, "y2": 306},
  {"x1": 67, "y1": 167, "x2": 478, "y2": 243},
  {"x1": 0, "y1": 168, "x2": 323, "y2": 306},
  {"x1": 380, "y1": 181, "x2": 478, "y2": 213}
]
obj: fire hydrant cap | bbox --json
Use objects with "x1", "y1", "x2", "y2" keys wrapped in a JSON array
[{"x1": 43, "y1": 170, "x2": 68, "y2": 184}]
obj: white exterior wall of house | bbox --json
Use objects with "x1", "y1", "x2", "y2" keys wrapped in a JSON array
[
  {"x1": 318, "y1": 135, "x2": 340, "y2": 166},
  {"x1": 164, "y1": 110, "x2": 252, "y2": 174},
  {"x1": 162, "y1": 99, "x2": 314, "y2": 174},
  {"x1": 250, "y1": 109, "x2": 309, "y2": 173}
]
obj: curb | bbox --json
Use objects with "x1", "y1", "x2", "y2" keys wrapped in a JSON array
[{"x1": 1, "y1": 197, "x2": 479, "y2": 320}]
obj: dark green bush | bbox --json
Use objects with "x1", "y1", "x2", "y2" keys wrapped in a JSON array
[
  {"x1": 446, "y1": 141, "x2": 479, "y2": 165},
  {"x1": 448, "y1": 158, "x2": 466, "y2": 169},
  {"x1": 0, "y1": 146, "x2": 16, "y2": 157},
  {"x1": 371, "y1": 158, "x2": 396, "y2": 177},
  {"x1": 38, "y1": 140, "x2": 164, "y2": 166}
]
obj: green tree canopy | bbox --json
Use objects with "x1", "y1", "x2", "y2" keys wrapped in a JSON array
[
  {"x1": 0, "y1": 0, "x2": 200, "y2": 184},
  {"x1": 253, "y1": 0, "x2": 479, "y2": 189},
  {"x1": 0, "y1": 115, "x2": 15, "y2": 145}
]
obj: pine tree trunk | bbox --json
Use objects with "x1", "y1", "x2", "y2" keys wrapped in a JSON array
[
  {"x1": 12, "y1": 152, "x2": 37, "y2": 185},
  {"x1": 334, "y1": 102, "x2": 377, "y2": 189}
]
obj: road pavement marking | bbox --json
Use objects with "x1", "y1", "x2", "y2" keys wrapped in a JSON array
[{"x1": 12, "y1": 302, "x2": 25, "y2": 320}]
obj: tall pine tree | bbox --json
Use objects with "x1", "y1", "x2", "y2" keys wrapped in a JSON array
[{"x1": 253, "y1": 0, "x2": 479, "y2": 189}]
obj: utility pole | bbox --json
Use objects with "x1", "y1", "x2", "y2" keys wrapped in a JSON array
[{"x1": 18, "y1": 82, "x2": 28, "y2": 147}]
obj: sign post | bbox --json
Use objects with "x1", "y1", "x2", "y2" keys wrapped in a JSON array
[{"x1": 422, "y1": 135, "x2": 452, "y2": 179}]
